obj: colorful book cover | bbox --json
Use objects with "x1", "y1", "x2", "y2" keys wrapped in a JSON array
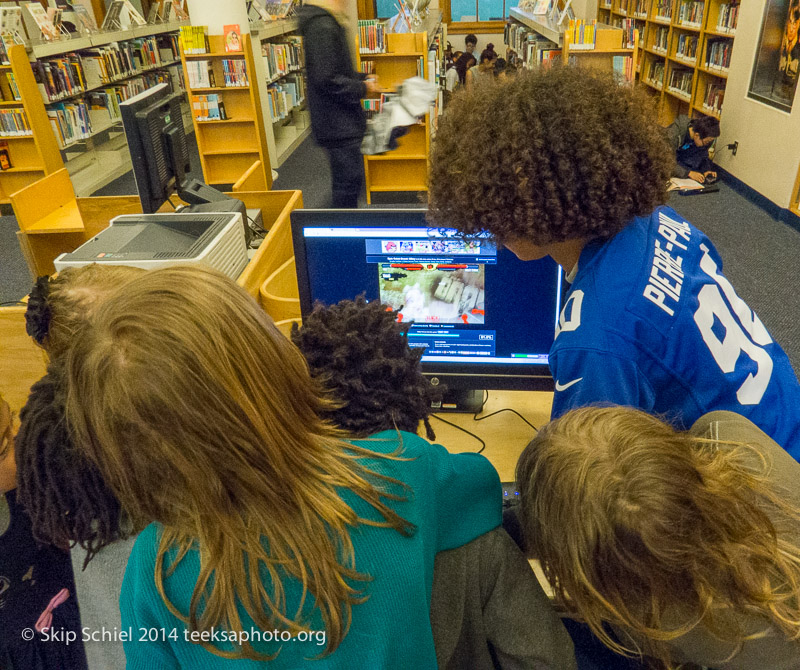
[{"x1": 224, "y1": 24, "x2": 241, "y2": 52}]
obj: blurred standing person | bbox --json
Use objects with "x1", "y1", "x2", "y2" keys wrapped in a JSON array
[
  {"x1": 465, "y1": 33, "x2": 478, "y2": 59},
  {"x1": 299, "y1": 0, "x2": 379, "y2": 207}
]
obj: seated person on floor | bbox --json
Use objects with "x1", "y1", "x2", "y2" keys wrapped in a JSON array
[
  {"x1": 516, "y1": 405, "x2": 800, "y2": 670},
  {"x1": 665, "y1": 114, "x2": 720, "y2": 184},
  {"x1": 292, "y1": 296, "x2": 578, "y2": 670},
  {"x1": 426, "y1": 66, "x2": 800, "y2": 461}
]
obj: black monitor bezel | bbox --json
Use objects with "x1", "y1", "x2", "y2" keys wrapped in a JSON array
[
  {"x1": 120, "y1": 82, "x2": 184, "y2": 214},
  {"x1": 291, "y1": 208, "x2": 557, "y2": 392}
]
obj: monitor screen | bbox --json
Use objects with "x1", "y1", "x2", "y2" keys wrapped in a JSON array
[{"x1": 292, "y1": 210, "x2": 564, "y2": 392}]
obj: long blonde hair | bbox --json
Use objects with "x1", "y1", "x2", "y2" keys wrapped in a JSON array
[
  {"x1": 516, "y1": 406, "x2": 800, "y2": 667},
  {"x1": 65, "y1": 265, "x2": 414, "y2": 659}
]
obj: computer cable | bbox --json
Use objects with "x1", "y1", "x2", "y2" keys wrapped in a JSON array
[
  {"x1": 430, "y1": 413, "x2": 487, "y2": 454},
  {"x1": 472, "y1": 390, "x2": 539, "y2": 433}
]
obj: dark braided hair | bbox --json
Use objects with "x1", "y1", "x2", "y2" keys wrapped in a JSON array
[
  {"x1": 25, "y1": 276, "x2": 52, "y2": 346},
  {"x1": 15, "y1": 362, "x2": 130, "y2": 567},
  {"x1": 291, "y1": 297, "x2": 438, "y2": 440}
]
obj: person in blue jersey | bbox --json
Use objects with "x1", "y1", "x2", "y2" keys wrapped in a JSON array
[
  {"x1": 427, "y1": 66, "x2": 800, "y2": 460},
  {"x1": 63, "y1": 265, "x2": 501, "y2": 669}
]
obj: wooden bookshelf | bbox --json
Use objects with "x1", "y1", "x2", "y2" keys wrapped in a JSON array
[
  {"x1": 564, "y1": 26, "x2": 639, "y2": 82},
  {"x1": 791, "y1": 163, "x2": 800, "y2": 218},
  {"x1": 181, "y1": 33, "x2": 272, "y2": 189},
  {"x1": 358, "y1": 31, "x2": 431, "y2": 204},
  {"x1": 600, "y1": 0, "x2": 738, "y2": 124},
  {"x1": 0, "y1": 45, "x2": 65, "y2": 207}
]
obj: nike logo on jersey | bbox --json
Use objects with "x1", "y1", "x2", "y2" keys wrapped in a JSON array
[{"x1": 555, "y1": 377, "x2": 583, "y2": 392}]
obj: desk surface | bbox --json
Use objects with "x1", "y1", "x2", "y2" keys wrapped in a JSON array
[{"x1": 430, "y1": 391, "x2": 553, "y2": 482}]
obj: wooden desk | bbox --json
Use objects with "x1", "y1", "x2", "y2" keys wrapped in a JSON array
[
  {"x1": 430, "y1": 390, "x2": 553, "y2": 481},
  {"x1": 0, "y1": 306, "x2": 47, "y2": 415}
]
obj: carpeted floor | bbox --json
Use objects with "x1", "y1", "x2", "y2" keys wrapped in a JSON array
[{"x1": 2, "y1": 136, "x2": 799, "y2": 372}]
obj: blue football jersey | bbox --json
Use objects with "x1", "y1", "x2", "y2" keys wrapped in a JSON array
[{"x1": 549, "y1": 206, "x2": 800, "y2": 460}]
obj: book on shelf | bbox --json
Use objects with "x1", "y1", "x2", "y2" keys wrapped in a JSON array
[
  {"x1": 0, "y1": 6, "x2": 22, "y2": 39},
  {"x1": 648, "y1": 59, "x2": 665, "y2": 87},
  {"x1": 360, "y1": 60, "x2": 375, "y2": 75},
  {"x1": 716, "y1": 2, "x2": 738, "y2": 33},
  {"x1": 101, "y1": 0, "x2": 125, "y2": 31},
  {"x1": 22, "y1": 1, "x2": 59, "y2": 41},
  {"x1": 47, "y1": 101, "x2": 92, "y2": 147},
  {"x1": 675, "y1": 33, "x2": 698, "y2": 62},
  {"x1": 224, "y1": 25, "x2": 242, "y2": 52},
  {"x1": 261, "y1": 37, "x2": 303, "y2": 81},
  {"x1": 5, "y1": 73, "x2": 20, "y2": 100},
  {"x1": 192, "y1": 93, "x2": 227, "y2": 120},
  {"x1": 72, "y1": 0, "x2": 99, "y2": 30},
  {"x1": 653, "y1": 0, "x2": 672, "y2": 20},
  {"x1": 267, "y1": 75, "x2": 304, "y2": 121},
  {"x1": 186, "y1": 60, "x2": 213, "y2": 88},
  {"x1": 0, "y1": 140, "x2": 11, "y2": 170},
  {"x1": 33, "y1": 55, "x2": 86, "y2": 102},
  {"x1": 504, "y1": 22, "x2": 560, "y2": 69},
  {"x1": 703, "y1": 80, "x2": 725, "y2": 113},
  {"x1": 621, "y1": 19, "x2": 637, "y2": 49},
  {"x1": 221, "y1": 59, "x2": 248, "y2": 87},
  {"x1": 612, "y1": 55, "x2": 634, "y2": 81},
  {"x1": 668, "y1": 67, "x2": 692, "y2": 97},
  {"x1": 567, "y1": 20, "x2": 596, "y2": 50},
  {"x1": 0, "y1": 108, "x2": 31, "y2": 136},
  {"x1": 677, "y1": 0, "x2": 703, "y2": 26},
  {"x1": 180, "y1": 26, "x2": 209, "y2": 54},
  {"x1": 653, "y1": 26, "x2": 669, "y2": 52},
  {"x1": 170, "y1": 0, "x2": 189, "y2": 21},
  {"x1": 358, "y1": 20, "x2": 385, "y2": 54},
  {"x1": 706, "y1": 39, "x2": 732, "y2": 70},
  {"x1": 122, "y1": 0, "x2": 147, "y2": 27}
]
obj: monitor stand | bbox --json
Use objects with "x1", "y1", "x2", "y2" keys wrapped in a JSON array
[{"x1": 431, "y1": 389, "x2": 485, "y2": 414}]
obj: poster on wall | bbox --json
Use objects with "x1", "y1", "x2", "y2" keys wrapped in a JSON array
[{"x1": 749, "y1": 0, "x2": 800, "y2": 112}]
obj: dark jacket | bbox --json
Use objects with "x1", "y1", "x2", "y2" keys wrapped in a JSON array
[
  {"x1": 297, "y1": 5, "x2": 367, "y2": 147},
  {"x1": 431, "y1": 527, "x2": 578, "y2": 670},
  {"x1": 664, "y1": 115, "x2": 713, "y2": 178}
]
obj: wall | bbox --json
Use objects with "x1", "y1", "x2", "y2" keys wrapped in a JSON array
[
  {"x1": 185, "y1": 0, "x2": 250, "y2": 34},
  {"x1": 715, "y1": 0, "x2": 800, "y2": 209}
]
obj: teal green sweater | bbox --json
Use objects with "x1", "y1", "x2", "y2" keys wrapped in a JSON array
[{"x1": 120, "y1": 431, "x2": 501, "y2": 668}]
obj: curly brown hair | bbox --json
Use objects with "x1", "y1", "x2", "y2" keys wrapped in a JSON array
[{"x1": 427, "y1": 66, "x2": 673, "y2": 246}]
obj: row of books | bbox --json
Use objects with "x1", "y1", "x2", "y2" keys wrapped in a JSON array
[
  {"x1": 668, "y1": 67, "x2": 693, "y2": 97},
  {"x1": 261, "y1": 38, "x2": 303, "y2": 82},
  {"x1": 654, "y1": 0, "x2": 673, "y2": 21},
  {"x1": 621, "y1": 19, "x2": 638, "y2": 49},
  {"x1": 33, "y1": 37, "x2": 179, "y2": 103},
  {"x1": 360, "y1": 61, "x2": 375, "y2": 75},
  {"x1": 611, "y1": 55, "x2": 634, "y2": 81},
  {"x1": 4, "y1": 73, "x2": 20, "y2": 101},
  {"x1": 504, "y1": 23, "x2": 560, "y2": 69},
  {"x1": 180, "y1": 25, "x2": 209, "y2": 54},
  {"x1": 362, "y1": 97, "x2": 383, "y2": 120},
  {"x1": 221, "y1": 59, "x2": 248, "y2": 87},
  {"x1": 716, "y1": 2, "x2": 738, "y2": 32},
  {"x1": 653, "y1": 26, "x2": 669, "y2": 52},
  {"x1": 677, "y1": 0, "x2": 704, "y2": 26},
  {"x1": 706, "y1": 39, "x2": 732, "y2": 70},
  {"x1": 267, "y1": 76, "x2": 304, "y2": 121},
  {"x1": 567, "y1": 20, "x2": 597, "y2": 50},
  {"x1": 633, "y1": 0, "x2": 648, "y2": 18},
  {"x1": 191, "y1": 94, "x2": 227, "y2": 121},
  {"x1": 647, "y1": 59, "x2": 665, "y2": 87},
  {"x1": 675, "y1": 34, "x2": 699, "y2": 61},
  {"x1": 186, "y1": 60, "x2": 214, "y2": 88},
  {"x1": 46, "y1": 71, "x2": 177, "y2": 148},
  {"x1": 702, "y1": 80, "x2": 724, "y2": 113},
  {"x1": 358, "y1": 20, "x2": 386, "y2": 54},
  {"x1": 0, "y1": 108, "x2": 31, "y2": 137}
]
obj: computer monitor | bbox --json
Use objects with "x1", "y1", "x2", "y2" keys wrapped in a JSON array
[
  {"x1": 291, "y1": 209, "x2": 565, "y2": 412},
  {"x1": 120, "y1": 83, "x2": 242, "y2": 220}
]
